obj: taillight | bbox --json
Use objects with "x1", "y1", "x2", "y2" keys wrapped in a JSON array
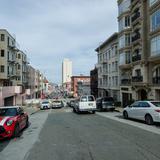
[{"x1": 155, "y1": 109, "x2": 160, "y2": 113}]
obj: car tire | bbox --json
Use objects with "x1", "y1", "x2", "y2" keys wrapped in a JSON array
[
  {"x1": 92, "y1": 111, "x2": 95, "y2": 114},
  {"x1": 25, "y1": 117, "x2": 29, "y2": 128},
  {"x1": 123, "y1": 111, "x2": 128, "y2": 119},
  {"x1": 145, "y1": 115, "x2": 154, "y2": 125},
  {"x1": 73, "y1": 108, "x2": 76, "y2": 113},
  {"x1": 13, "y1": 124, "x2": 20, "y2": 137}
]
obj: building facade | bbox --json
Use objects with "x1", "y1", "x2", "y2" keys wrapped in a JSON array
[
  {"x1": 90, "y1": 67, "x2": 98, "y2": 98},
  {"x1": 77, "y1": 81, "x2": 91, "y2": 97},
  {"x1": 62, "y1": 58, "x2": 72, "y2": 84},
  {"x1": 117, "y1": 0, "x2": 160, "y2": 106},
  {"x1": 96, "y1": 33, "x2": 120, "y2": 101},
  {"x1": 0, "y1": 29, "x2": 49, "y2": 106},
  {"x1": 71, "y1": 76, "x2": 90, "y2": 97}
]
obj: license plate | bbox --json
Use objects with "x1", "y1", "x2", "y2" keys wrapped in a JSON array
[{"x1": 89, "y1": 103, "x2": 93, "y2": 106}]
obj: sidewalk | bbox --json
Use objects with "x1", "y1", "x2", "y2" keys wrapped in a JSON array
[
  {"x1": 115, "y1": 107, "x2": 124, "y2": 113},
  {"x1": 23, "y1": 105, "x2": 40, "y2": 115}
]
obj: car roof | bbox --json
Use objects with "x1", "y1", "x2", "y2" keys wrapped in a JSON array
[{"x1": 0, "y1": 106, "x2": 21, "y2": 109}]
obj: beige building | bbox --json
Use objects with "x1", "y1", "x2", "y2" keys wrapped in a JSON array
[
  {"x1": 16, "y1": 50, "x2": 28, "y2": 88},
  {"x1": 62, "y1": 58, "x2": 72, "y2": 84},
  {"x1": 0, "y1": 29, "x2": 47, "y2": 105},
  {"x1": 118, "y1": 0, "x2": 160, "y2": 106},
  {"x1": 96, "y1": 33, "x2": 120, "y2": 101},
  {"x1": 0, "y1": 29, "x2": 18, "y2": 86}
]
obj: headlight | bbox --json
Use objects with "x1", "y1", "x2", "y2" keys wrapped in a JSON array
[{"x1": 6, "y1": 120, "x2": 13, "y2": 126}]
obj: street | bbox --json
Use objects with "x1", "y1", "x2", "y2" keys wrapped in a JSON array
[{"x1": 0, "y1": 107, "x2": 160, "y2": 160}]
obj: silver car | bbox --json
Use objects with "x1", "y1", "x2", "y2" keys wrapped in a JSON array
[
  {"x1": 40, "y1": 100, "x2": 51, "y2": 110},
  {"x1": 123, "y1": 101, "x2": 160, "y2": 125}
]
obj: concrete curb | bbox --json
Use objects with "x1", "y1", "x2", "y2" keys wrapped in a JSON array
[{"x1": 115, "y1": 107, "x2": 123, "y2": 113}]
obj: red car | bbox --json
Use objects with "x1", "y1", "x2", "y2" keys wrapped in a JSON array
[{"x1": 0, "y1": 106, "x2": 29, "y2": 139}]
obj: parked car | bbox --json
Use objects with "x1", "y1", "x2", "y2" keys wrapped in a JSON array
[
  {"x1": 73, "y1": 95, "x2": 97, "y2": 114},
  {"x1": 123, "y1": 101, "x2": 160, "y2": 125},
  {"x1": 67, "y1": 100, "x2": 76, "y2": 108},
  {"x1": 96, "y1": 97, "x2": 115, "y2": 111},
  {"x1": 40, "y1": 100, "x2": 51, "y2": 110},
  {"x1": 0, "y1": 106, "x2": 29, "y2": 139},
  {"x1": 52, "y1": 100, "x2": 64, "y2": 109}
]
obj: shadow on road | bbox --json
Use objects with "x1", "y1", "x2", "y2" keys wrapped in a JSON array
[
  {"x1": 0, "y1": 138, "x2": 10, "y2": 152},
  {"x1": 115, "y1": 115, "x2": 160, "y2": 128}
]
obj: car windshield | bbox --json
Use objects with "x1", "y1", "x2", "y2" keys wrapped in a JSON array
[
  {"x1": 151, "y1": 102, "x2": 160, "y2": 107},
  {"x1": 42, "y1": 101, "x2": 49, "y2": 104},
  {"x1": 103, "y1": 97, "x2": 114, "y2": 102},
  {"x1": 88, "y1": 96, "x2": 95, "y2": 101},
  {"x1": 53, "y1": 101, "x2": 61, "y2": 103},
  {"x1": 0, "y1": 108, "x2": 17, "y2": 116}
]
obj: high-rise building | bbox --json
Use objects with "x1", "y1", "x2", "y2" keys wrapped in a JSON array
[{"x1": 62, "y1": 58, "x2": 72, "y2": 84}]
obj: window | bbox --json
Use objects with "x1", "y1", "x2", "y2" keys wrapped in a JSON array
[
  {"x1": 0, "y1": 65, "x2": 5, "y2": 72},
  {"x1": 131, "y1": 101, "x2": 139, "y2": 107},
  {"x1": 88, "y1": 96, "x2": 95, "y2": 102},
  {"x1": 139, "y1": 102, "x2": 150, "y2": 108},
  {"x1": 81, "y1": 96, "x2": 87, "y2": 102},
  {"x1": 151, "y1": 101, "x2": 160, "y2": 107},
  {"x1": 135, "y1": 69, "x2": 141, "y2": 77},
  {"x1": 150, "y1": 0, "x2": 158, "y2": 6},
  {"x1": 18, "y1": 54, "x2": 21, "y2": 59},
  {"x1": 118, "y1": 0, "x2": 131, "y2": 15},
  {"x1": 151, "y1": 35, "x2": 160, "y2": 56},
  {"x1": 1, "y1": 34, "x2": 5, "y2": 41},
  {"x1": 1, "y1": 50, "x2": 5, "y2": 57},
  {"x1": 18, "y1": 64, "x2": 21, "y2": 70},
  {"x1": 151, "y1": 9, "x2": 160, "y2": 32}
]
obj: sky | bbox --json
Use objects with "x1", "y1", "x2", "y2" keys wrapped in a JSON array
[{"x1": 0, "y1": 0, "x2": 118, "y2": 84}]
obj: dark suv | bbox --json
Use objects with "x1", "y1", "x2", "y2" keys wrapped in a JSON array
[{"x1": 96, "y1": 97, "x2": 115, "y2": 111}]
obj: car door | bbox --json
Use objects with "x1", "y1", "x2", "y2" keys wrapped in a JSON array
[
  {"x1": 18, "y1": 108, "x2": 26, "y2": 129},
  {"x1": 127, "y1": 101, "x2": 140, "y2": 119},
  {"x1": 96, "y1": 99, "x2": 101, "y2": 109},
  {"x1": 138, "y1": 102, "x2": 151, "y2": 120}
]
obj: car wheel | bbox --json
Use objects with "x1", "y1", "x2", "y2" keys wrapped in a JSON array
[
  {"x1": 123, "y1": 111, "x2": 128, "y2": 119},
  {"x1": 25, "y1": 117, "x2": 29, "y2": 128},
  {"x1": 73, "y1": 108, "x2": 76, "y2": 113},
  {"x1": 92, "y1": 111, "x2": 95, "y2": 114},
  {"x1": 145, "y1": 115, "x2": 154, "y2": 125},
  {"x1": 13, "y1": 124, "x2": 20, "y2": 137}
]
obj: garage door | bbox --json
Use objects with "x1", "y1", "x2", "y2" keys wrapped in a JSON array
[{"x1": 4, "y1": 96, "x2": 14, "y2": 106}]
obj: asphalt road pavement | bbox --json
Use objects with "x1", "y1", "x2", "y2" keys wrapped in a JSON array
[{"x1": 0, "y1": 107, "x2": 160, "y2": 160}]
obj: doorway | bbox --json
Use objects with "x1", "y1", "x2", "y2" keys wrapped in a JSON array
[{"x1": 138, "y1": 89, "x2": 147, "y2": 100}]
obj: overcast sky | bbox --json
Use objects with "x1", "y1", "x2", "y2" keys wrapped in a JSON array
[{"x1": 0, "y1": 0, "x2": 118, "y2": 83}]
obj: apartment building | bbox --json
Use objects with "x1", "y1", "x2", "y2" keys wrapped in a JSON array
[
  {"x1": 0, "y1": 29, "x2": 51, "y2": 105},
  {"x1": 117, "y1": 0, "x2": 160, "y2": 106},
  {"x1": 96, "y1": 33, "x2": 120, "y2": 101},
  {"x1": 0, "y1": 29, "x2": 23, "y2": 106},
  {"x1": 149, "y1": 0, "x2": 160, "y2": 100},
  {"x1": 16, "y1": 50, "x2": 28, "y2": 88},
  {"x1": 0, "y1": 29, "x2": 18, "y2": 86}
]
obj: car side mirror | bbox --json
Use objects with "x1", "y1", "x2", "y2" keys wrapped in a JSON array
[
  {"x1": 128, "y1": 105, "x2": 132, "y2": 108},
  {"x1": 21, "y1": 112, "x2": 24, "y2": 115}
]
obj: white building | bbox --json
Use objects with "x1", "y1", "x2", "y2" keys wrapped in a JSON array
[{"x1": 62, "y1": 58, "x2": 72, "y2": 84}]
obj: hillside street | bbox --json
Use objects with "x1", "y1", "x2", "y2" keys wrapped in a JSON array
[{"x1": 0, "y1": 107, "x2": 160, "y2": 160}]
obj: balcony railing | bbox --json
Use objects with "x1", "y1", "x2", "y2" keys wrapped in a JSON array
[
  {"x1": 131, "y1": 12, "x2": 140, "y2": 22},
  {"x1": 153, "y1": 77, "x2": 160, "y2": 84},
  {"x1": 121, "y1": 79, "x2": 131, "y2": 85},
  {"x1": 132, "y1": 34, "x2": 140, "y2": 42},
  {"x1": 132, "y1": 76, "x2": 143, "y2": 82},
  {"x1": 132, "y1": 54, "x2": 141, "y2": 62}
]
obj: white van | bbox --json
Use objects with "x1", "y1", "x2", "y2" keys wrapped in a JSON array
[{"x1": 73, "y1": 95, "x2": 97, "y2": 114}]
